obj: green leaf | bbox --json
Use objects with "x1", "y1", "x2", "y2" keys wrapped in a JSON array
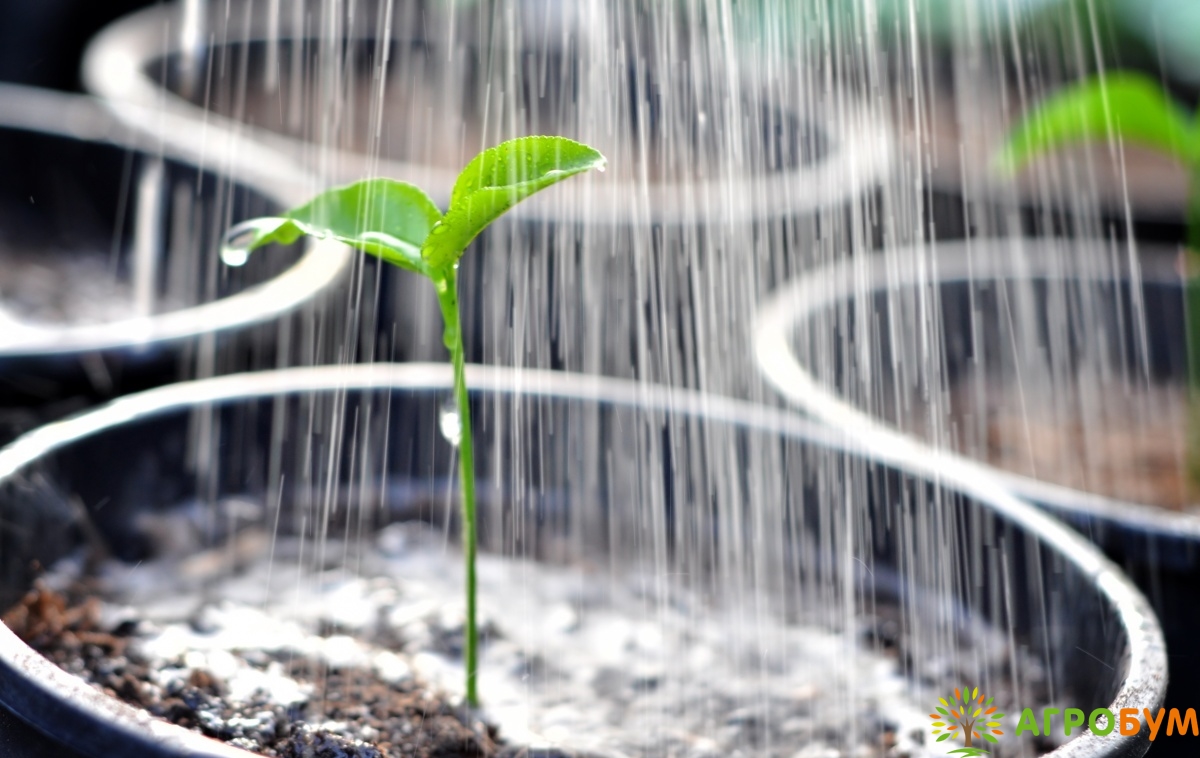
[
  {"x1": 936, "y1": 707, "x2": 949, "y2": 716},
  {"x1": 995, "y1": 72, "x2": 1199, "y2": 173},
  {"x1": 421, "y1": 136, "x2": 606, "y2": 273},
  {"x1": 982, "y1": 733, "x2": 999, "y2": 743},
  {"x1": 992, "y1": 713, "x2": 1006, "y2": 720},
  {"x1": 936, "y1": 733, "x2": 952, "y2": 742},
  {"x1": 222, "y1": 178, "x2": 442, "y2": 275}
]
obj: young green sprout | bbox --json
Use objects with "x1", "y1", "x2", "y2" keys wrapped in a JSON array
[
  {"x1": 997, "y1": 71, "x2": 1200, "y2": 494},
  {"x1": 221, "y1": 136, "x2": 605, "y2": 706}
]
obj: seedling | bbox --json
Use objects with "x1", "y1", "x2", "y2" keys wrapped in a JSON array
[
  {"x1": 221, "y1": 136, "x2": 605, "y2": 705},
  {"x1": 997, "y1": 71, "x2": 1200, "y2": 493}
]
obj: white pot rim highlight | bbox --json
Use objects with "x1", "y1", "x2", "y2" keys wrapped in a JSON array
[
  {"x1": 0, "y1": 83, "x2": 350, "y2": 357},
  {"x1": 754, "y1": 237, "x2": 1200, "y2": 539}
]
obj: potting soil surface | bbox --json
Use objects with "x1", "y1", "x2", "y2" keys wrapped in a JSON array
[
  {"x1": 7, "y1": 519, "x2": 1044, "y2": 758},
  {"x1": 900, "y1": 375, "x2": 1192, "y2": 511},
  {"x1": 0, "y1": 250, "x2": 144, "y2": 333}
]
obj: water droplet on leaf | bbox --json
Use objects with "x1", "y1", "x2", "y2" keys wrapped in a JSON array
[
  {"x1": 221, "y1": 246, "x2": 250, "y2": 267},
  {"x1": 221, "y1": 223, "x2": 259, "y2": 266}
]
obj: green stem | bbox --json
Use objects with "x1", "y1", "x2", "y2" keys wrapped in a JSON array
[
  {"x1": 434, "y1": 269, "x2": 479, "y2": 707},
  {"x1": 1185, "y1": 176, "x2": 1200, "y2": 498}
]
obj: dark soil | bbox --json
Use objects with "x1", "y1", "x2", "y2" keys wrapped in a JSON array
[
  {"x1": 904, "y1": 378, "x2": 1192, "y2": 511},
  {"x1": 983, "y1": 408, "x2": 1186, "y2": 510},
  {"x1": 3, "y1": 584, "x2": 502, "y2": 758},
  {"x1": 0, "y1": 523, "x2": 1058, "y2": 758}
]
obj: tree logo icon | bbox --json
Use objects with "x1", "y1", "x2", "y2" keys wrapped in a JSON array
[{"x1": 929, "y1": 686, "x2": 1005, "y2": 757}]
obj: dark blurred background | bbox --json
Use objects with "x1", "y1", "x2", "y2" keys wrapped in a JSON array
[{"x1": 0, "y1": 0, "x2": 158, "y2": 91}]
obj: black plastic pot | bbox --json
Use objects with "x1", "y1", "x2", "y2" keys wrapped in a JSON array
[
  {"x1": 0, "y1": 363, "x2": 1168, "y2": 757},
  {"x1": 0, "y1": 0, "x2": 151, "y2": 91},
  {"x1": 755, "y1": 237, "x2": 1199, "y2": 756},
  {"x1": 83, "y1": 1, "x2": 892, "y2": 392},
  {"x1": 0, "y1": 83, "x2": 351, "y2": 439}
]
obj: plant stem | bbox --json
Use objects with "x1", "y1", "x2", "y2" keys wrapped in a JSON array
[
  {"x1": 1186, "y1": 173, "x2": 1200, "y2": 499},
  {"x1": 434, "y1": 269, "x2": 479, "y2": 708}
]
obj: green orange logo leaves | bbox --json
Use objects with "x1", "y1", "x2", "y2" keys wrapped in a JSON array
[{"x1": 930, "y1": 687, "x2": 1004, "y2": 757}]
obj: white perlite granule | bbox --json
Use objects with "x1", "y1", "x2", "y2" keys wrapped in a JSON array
[{"x1": 87, "y1": 521, "x2": 936, "y2": 758}]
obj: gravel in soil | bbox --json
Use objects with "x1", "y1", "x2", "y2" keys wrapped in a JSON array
[
  {"x1": 3, "y1": 519, "x2": 1048, "y2": 758},
  {"x1": 3, "y1": 582, "x2": 498, "y2": 758}
]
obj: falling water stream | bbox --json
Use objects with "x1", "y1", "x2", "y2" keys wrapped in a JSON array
[{"x1": 23, "y1": 0, "x2": 1188, "y2": 755}]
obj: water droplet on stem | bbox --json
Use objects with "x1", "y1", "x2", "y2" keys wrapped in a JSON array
[{"x1": 440, "y1": 401, "x2": 462, "y2": 447}]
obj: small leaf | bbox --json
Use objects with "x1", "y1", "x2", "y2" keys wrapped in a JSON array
[
  {"x1": 222, "y1": 178, "x2": 442, "y2": 275},
  {"x1": 421, "y1": 136, "x2": 605, "y2": 272},
  {"x1": 932, "y1": 722, "x2": 946, "y2": 727},
  {"x1": 937, "y1": 733, "x2": 952, "y2": 742},
  {"x1": 286, "y1": 178, "x2": 442, "y2": 273},
  {"x1": 983, "y1": 733, "x2": 999, "y2": 743},
  {"x1": 995, "y1": 72, "x2": 1199, "y2": 172},
  {"x1": 972, "y1": 687, "x2": 979, "y2": 699},
  {"x1": 940, "y1": 698, "x2": 949, "y2": 707},
  {"x1": 984, "y1": 696, "x2": 994, "y2": 707},
  {"x1": 992, "y1": 713, "x2": 1006, "y2": 720},
  {"x1": 936, "y1": 707, "x2": 949, "y2": 716}
]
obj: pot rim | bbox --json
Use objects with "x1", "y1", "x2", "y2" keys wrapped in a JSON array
[
  {"x1": 0, "y1": 362, "x2": 1167, "y2": 758},
  {"x1": 753, "y1": 237, "x2": 1200, "y2": 540},
  {"x1": 0, "y1": 82, "x2": 351, "y2": 358},
  {"x1": 81, "y1": 3, "x2": 893, "y2": 225}
]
